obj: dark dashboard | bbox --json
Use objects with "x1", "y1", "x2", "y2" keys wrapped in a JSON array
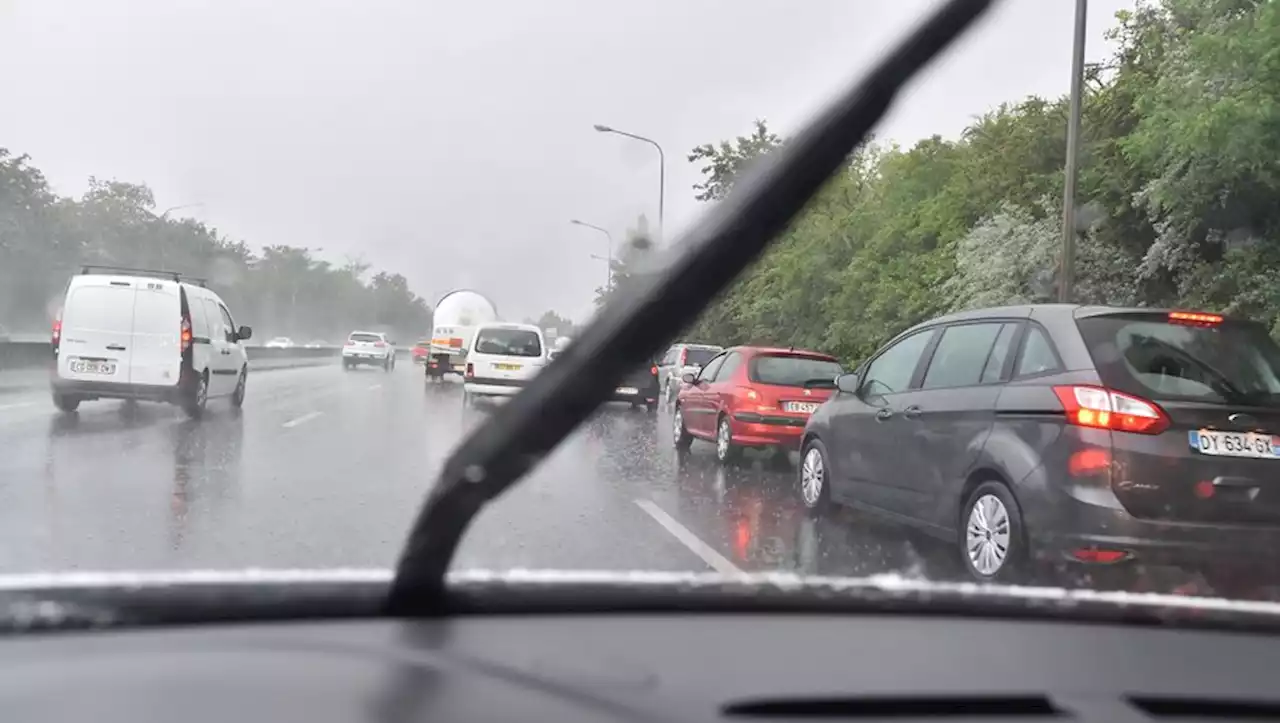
[{"x1": 4, "y1": 602, "x2": 1280, "y2": 722}]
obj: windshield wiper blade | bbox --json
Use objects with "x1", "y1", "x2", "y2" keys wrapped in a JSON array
[{"x1": 387, "y1": 0, "x2": 997, "y2": 614}]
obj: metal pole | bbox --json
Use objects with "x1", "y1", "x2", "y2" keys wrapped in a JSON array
[
  {"x1": 570, "y1": 219, "x2": 614, "y2": 291},
  {"x1": 594, "y1": 125, "x2": 666, "y2": 243},
  {"x1": 1059, "y1": 0, "x2": 1087, "y2": 303}
]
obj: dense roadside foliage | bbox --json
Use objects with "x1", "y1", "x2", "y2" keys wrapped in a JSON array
[
  {"x1": 677, "y1": 0, "x2": 1280, "y2": 363},
  {"x1": 0, "y1": 158, "x2": 432, "y2": 342}
]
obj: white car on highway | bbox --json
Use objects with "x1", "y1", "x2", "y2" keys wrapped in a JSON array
[
  {"x1": 342, "y1": 331, "x2": 396, "y2": 371},
  {"x1": 51, "y1": 266, "x2": 252, "y2": 417},
  {"x1": 462, "y1": 322, "x2": 546, "y2": 405}
]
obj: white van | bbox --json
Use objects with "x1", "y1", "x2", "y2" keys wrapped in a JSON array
[
  {"x1": 51, "y1": 267, "x2": 253, "y2": 417},
  {"x1": 461, "y1": 322, "x2": 547, "y2": 405}
]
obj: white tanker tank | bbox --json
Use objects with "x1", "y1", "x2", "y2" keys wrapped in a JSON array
[{"x1": 426, "y1": 289, "x2": 500, "y2": 379}]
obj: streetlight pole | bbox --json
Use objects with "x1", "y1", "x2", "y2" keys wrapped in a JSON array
[
  {"x1": 570, "y1": 219, "x2": 613, "y2": 291},
  {"x1": 158, "y1": 203, "x2": 204, "y2": 220},
  {"x1": 593, "y1": 124, "x2": 665, "y2": 243},
  {"x1": 1059, "y1": 0, "x2": 1087, "y2": 303}
]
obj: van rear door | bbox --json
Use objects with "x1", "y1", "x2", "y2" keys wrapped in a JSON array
[
  {"x1": 58, "y1": 280, "x2": 136, "y2": 384},
  {"x1": 127, "y1": 280, "x2": 183, "y2": 387}
]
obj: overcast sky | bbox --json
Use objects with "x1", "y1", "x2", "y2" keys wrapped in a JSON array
[{"x1": 0, "y1": 0, "x2": 1133, "y2": 323}]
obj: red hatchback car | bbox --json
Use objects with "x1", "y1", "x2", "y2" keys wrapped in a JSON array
[{"x1": 672, "y1": 346, "x2": 844, "y2": 463}]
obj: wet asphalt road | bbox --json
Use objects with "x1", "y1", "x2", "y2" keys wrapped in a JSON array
[{"x1": 0, "y1": 363, "x2": 945, "y2": 577}]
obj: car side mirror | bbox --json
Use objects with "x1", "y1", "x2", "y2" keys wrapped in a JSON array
[
  {"x1": 237, "y1": 325, "x2": 253, "y2": 341},
  {"x1": 682, "y1": 372, "x2": 698, "y2": 385},
  {"x1": 836, "y1": 372, "x2": 860, "y2": 394}
]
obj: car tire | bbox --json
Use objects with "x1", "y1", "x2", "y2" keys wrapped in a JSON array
[
  {"x1": 231, "y1": 367, "x2": 247, "y2": 408},
  {"x1": 715, "y1": 414, "x2": 740, "y2": 465},
  {"x1": 182, "y1": 372, "x2": 209, "y2": 419},
  {"x1": 959, "y1": 480, "x2": 1027, "y2": 583},
  {"x1": 52, "y1": 392, "x2": 80, "y2": 413},
  {"x1": 671, "y1": 404, "x2": 693, "y2": 451},
  {"x1": 798, "y1": 438, "x2": 831, "y2": 513}
]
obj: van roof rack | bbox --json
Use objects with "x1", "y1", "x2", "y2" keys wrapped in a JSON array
[{"x1": 78, "y1": 265, "x2": 207, "y2": 287}]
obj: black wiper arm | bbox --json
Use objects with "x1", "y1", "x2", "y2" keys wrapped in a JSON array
[{"x1": 387, "y1": 0, "x2": 996, "y2": 614}]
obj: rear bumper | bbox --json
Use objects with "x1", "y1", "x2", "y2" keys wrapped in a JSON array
[
  {"x1": 1022, "y1": 473, "x2": 1280, "y2": 575},
  {"x1": 52, "y1": 377, "x2": 182, "y2": 402},
  {"x1": 730, "y1": 412, "x2": 809, "y2": 447},
  {"x1": 342, "y1": 351, "x2": 390, "y2": 363},
  {"x1": 609, "y1": 384, "x2": 659, "y2": 405},
  {"x1": 465, "y1": 378, "x2": 525, "y2": 397}
]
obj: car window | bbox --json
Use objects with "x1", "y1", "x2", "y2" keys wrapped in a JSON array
[
  {"x1": 1015, "y1": 326, "x2": 1062, "y2": 377},
  {"x1": 980, "y1": 323, "x2": 1020, "y2": 384},
  {"x1": 349, "y1": 332, "x2": 382, "y2": 343},
  {"x1": 1077, "y1": 315, "x2": 1280, "y2": 404},
  {"x1": 749, "y1": 354, "x2": 844, "y2": 387},
  {"x1": 474, "y1": 328, "x2": 542, "y2": 357},
  {"x1": 188, "y1": 295, "x2": 211, "y2": 339},
  {"x1": 922, "y1": 323, "x2": 1005, "y2": 389},
  {"x1": 218, "y1": 305, "x2": 236, "y2": 342},
  {"x1": 697, "y1": 354, "x2": 727, "y2": 382},
  {"x1": 713, "y1": 352, "x2": 743, "y2": 381},
  {"x1": 684, "y1": 348, "x2": 721, "y2": 367},
  {"x1": 62, "y1": 286, "x2": 134, "y2": 332},
  {"x1": 202, "y1": 299, "x2": 229, "y2": 342},
  {"x1": 862, "y1": 330, "x2": 934, "y2": 395}
]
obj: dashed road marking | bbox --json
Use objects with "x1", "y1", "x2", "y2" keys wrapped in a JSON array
[
  {"x1": 634, "y1": 498, "x2": 744, "y2": 575},
  {"x1": 367, "y1": 384, "x2": 382, "y2": 390},
  {"x1": 282, "y1": 411, "x2": 323, "y2": 429}
]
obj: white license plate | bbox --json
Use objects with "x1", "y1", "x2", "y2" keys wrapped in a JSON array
[
  {"x1": 71, "y1": 360, "x2": 115, "y2": 375},
  {"x1": 494, "y1": 363, "x2": 522, "y2": 371},
  {"x1": 784, "y1": 401, "x2": 820, "y2": 414},
  {"x1": 616, "y1": 386, "x2": 639, "y2": 395},
  {"x1": 1189, "y1": 429, "x2": 1280, "y2": 459}
]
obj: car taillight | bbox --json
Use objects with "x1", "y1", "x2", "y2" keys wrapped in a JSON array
[
  {"x1": 374, "y1": 341, "x2": 386, "y2": 348},
  {"x1": 1052, "y1": 385, "x2": 1169, "y2": 435},
  {"x1": 465, "y1": 362, "x2": 474, "y2": 378},
  {"x1": 180, "y1": 316, "x2": 192, "y2": 353},
  {"x1": 651, "y1": 365, "x2": 658, "y2": 376},
  {"x1": 679, "y1": 348, "x2": 688, "y2": 366},
  {"x1": 1169, "y1": 310, "x2": 1223, "y2": 326},
  {"x1": 51, "y1": 310, "x2": 62, "y2": 349}
]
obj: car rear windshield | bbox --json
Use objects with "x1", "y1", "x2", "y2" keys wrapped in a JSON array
[
  {"x1": 683, "y1": 348, "x2": 721, "y2": 367},
  {"x1": 749, "y1": 354, "x2": 844, "y2": 387},
  {"x1": 349, "y1": 333, "x2": 381, "y2": 343},
  {"x1": 1076, "y1": 314, "x2": 1280, "y2": 405},
  {"x1": 474, "y1": 328, "x2": 542, "y2": 357}
]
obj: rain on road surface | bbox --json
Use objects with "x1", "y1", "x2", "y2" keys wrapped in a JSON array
[{"x1": 0, "y1": 364, "x2": 947, "y2": 578}]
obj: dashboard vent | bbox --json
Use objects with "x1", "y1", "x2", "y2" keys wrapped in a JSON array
[
  {"x1": 723, "y1": 695, "x2": 1065, "y2": 718},
  {"x1": 1130, "y1": 696, "x2": 1280, "y2": 719}
]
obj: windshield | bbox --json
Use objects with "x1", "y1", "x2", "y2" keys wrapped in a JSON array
[
  {"x1": 474, "y1": 328, "x2": 542, "y2": 357},
  {"x1": 8, "y1": 0, "x2": 1280, "y2": 619},
  {"x1": 749, "y1": 355, "x2": 844, "y2": 387}
]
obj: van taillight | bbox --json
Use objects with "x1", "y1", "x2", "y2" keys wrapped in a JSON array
[
  {"x1": 180, "y1": 316, "x2": 192, "y2": 353},
  {"x1": 651, "y1": 365, "x2": 658, "y2": 376},
  {"x1": 465, "y1": 362, "x2": 474, "y2": 378},
  {"x1": 51, "y1": 311, "x2": 62, "y2": 350},
  {"x1": 1052, "y1": 385, "x2": 1169, "y2": 435}
]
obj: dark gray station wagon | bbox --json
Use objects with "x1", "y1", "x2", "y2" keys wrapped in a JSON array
[{"x1": 800, "y1": 304, "x2": 1280, "y2": 589}]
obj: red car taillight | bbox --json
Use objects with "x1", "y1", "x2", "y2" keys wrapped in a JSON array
[
  {"x1": 180, "y1": 315, "x2": 192, "y2": 353},
  {"x1": 1052, "y1": 385, "x2": 1169, "y2": 435},
  {"x1": 465, "y1": 362, "x2": 474, "y2": 378},
  {"x1": 651, "y1": 365, "x2": 658, "y2": 376},
  {"x1": 679, "y1": 348, "x2": 688, "y2": 366},
  {"x1": 51, "y1": 310, "x2": 62, "y2": 351},
  {"x1": 374, "y1": 341, "x2": 386, "y2": 348}
]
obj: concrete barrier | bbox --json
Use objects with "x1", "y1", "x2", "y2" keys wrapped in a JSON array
[{"x1": 0, "y1": 341, "x2": 410, "y2": 372}]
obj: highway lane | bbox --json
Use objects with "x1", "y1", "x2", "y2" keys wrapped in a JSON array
[{"x1": 0, "y1": 362, "x2": 942, "y2": 580}]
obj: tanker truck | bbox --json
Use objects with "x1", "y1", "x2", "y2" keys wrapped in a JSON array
[{"x1": 426, "y1": 289, "x2": 500, "y2": 381}]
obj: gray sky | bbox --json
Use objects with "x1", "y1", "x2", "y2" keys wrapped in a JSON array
[{"x1": 0, "y1": 0, "x2": 1132, "y2": 323}]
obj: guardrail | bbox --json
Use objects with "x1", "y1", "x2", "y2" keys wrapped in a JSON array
[{"x1": 0, "y1": 341, "x2": 410, "y2": 371}]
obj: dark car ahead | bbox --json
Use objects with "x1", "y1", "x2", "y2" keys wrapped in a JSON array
[
  {"x1": 800, "y1": 304, "x2": 1280, "y2": 588},
  {"x1": 609, "y1": 361, "x2": 660, "y2": 412}
]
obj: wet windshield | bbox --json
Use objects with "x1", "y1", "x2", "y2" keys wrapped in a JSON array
[{"x1": 8, "y1": 0, "x2": 1280, "y2": 614}]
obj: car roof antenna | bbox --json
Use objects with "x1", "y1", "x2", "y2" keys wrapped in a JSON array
[{"x1": 387, "y1": 0, "x2": 997, "y2": 615}]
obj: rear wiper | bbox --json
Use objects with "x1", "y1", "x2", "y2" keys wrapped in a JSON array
[
  {"x1": 387, "y1": 0, "x2": 997, "y2": 614},
  {"x1": 802, "y1": 378, "x2": 837, "y2": 389}
]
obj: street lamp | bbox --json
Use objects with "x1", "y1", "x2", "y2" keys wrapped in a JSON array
[
  {"x1": 1058, "y1": 0, "x2": 1087, "y2": 302},
  {"x1": 570, "y1": 219, "x2": 613, "y2": 290},
  {"x1": 158, "y1": 203, "x2": 204, "y2": 220},
  {"x1": 593, "y1": 124, "x2": 665, "y2": 242}
]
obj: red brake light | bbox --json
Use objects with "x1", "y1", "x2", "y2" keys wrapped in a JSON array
[
  {"x1": 51, "y1": 310, "x2": 62, "y2": 346},
  {"x1": 465, "y1": 362, "x2": 474, "y2": 378},
  {"x1": 651, "y1": 365, "x2": 658, "y2": 376},
  {"x1": 1052, "y1": 385, "x2": 1169, "y2": 435},
  {"x1": 679, "y1": 348, "x2": 688, "y2": 366},
  {"x1": 1168, "y1": 311, "x2": 1223, "y2": 326},
  {"x1": 374, "y1": 341, "x2": 386, "y2": 348},
  {"x1": 180, "y1": 316, "x2": 192, "y2": 353}
]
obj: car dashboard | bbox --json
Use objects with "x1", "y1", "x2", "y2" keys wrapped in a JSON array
[{"x1": 3, "y1": 593, "x2": 1279, "y2": 722}]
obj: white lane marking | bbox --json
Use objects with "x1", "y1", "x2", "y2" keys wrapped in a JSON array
[
  {"x1": 281, "y1": 411, "x2": 323, "y2": 428},
  {"x1": 0, "y1": 401, "x2": 37, "y2": 412},
  {"x1": 367, "y1": 384, "x2": 382, "y2": 390},
  {"x1": 634, "y1": 499, "x2": 744, "y2": 575}
]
